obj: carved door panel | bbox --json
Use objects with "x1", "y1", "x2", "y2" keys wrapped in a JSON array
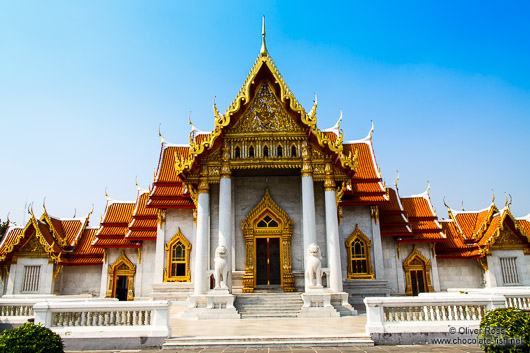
[
  {"x1": 256, "y1": 237, "x2": 281, "y2": 286},
  {"x1": 410, "y1": 269, "x2": 426, "y2": 296}
]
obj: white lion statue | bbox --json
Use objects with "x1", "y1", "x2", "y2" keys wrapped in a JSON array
[
  {"x1": 305, "y1": 243, "x2": 323, "y2": 288},
  {"x1": 214, "y1": 245, "x2": 229, "y2": 289}
]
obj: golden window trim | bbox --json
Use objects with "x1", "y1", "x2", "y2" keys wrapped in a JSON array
[
  {"x1": 345, "y1": 224, "x2": 374, "y2": 280},
  {"x1": 164, "y1": 228, "x2": 191, "y2": 282},
  {"x1": 106, "y1": 251, "x2": 136, "y2": 301},
  {"x1": 403, "y1": 245, "x2": 434, "y2": 296}
]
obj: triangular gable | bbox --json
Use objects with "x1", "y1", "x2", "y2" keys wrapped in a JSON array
[{"x1": 174, "y1": 50, "x2": 358, "y2": 179}]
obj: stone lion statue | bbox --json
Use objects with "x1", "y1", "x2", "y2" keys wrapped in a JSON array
[
  {"x1": 214, "y1": 245, "x2": 229, "y2": 289},
  {"x1": 305, "y1": 243, "x2": 323, "y2": 288}
]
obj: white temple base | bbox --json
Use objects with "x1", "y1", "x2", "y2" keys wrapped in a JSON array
[{"x1": 182, "y1": 289, "x2": 240, "y2": 319}]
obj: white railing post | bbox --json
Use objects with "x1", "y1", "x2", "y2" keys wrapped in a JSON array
[
  {"x1": 364, "y1": 298, "x2": 384, "y2": 334},
  {"x1": 33, "y1": 302, "x2": 52, "y2": 327}
]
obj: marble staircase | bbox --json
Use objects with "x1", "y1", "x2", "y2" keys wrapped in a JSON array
[{"x1": 234, "y1": 292, "x2": 303, "y2": 319}]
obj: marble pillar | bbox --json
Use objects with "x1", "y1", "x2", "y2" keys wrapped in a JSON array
[{"x1": 193, "y1": 176, "x2": 210, "y2": 295}]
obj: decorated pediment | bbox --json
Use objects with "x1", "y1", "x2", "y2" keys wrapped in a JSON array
[
  {"x1": 15, "y1": 235, "x2": 48, "y2": 257},
  {"x1": 492, "y1": 227, "x2": 528, "y2": 250},
  {"x1": 229, "y1": 82, "x2": 304, "y2": 135}
]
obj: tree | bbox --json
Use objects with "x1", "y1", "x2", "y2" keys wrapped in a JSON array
[{"x1": 0, "y1": 219, "x2": 9, "y2": 242}]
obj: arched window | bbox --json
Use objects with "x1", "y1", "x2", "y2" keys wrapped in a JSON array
[
  {"x1": 235, "y1": 146, "x2": 241, "y2": 158},
  {"x1": 291, "y1": 145, "x2": 297, "y2": 157},
  {"x1": 248, "y1": 145, "x2": 255, "y2": 158},
  {"x1": 164, "y1": 228, "x2": 191, "y2": 282},
  {"x1": 403, "y1": 246, "x2": 434, "y2": 296},
  {"x1": 277, "y1": 145, "x2": 283, "y2": 157},
  {"x1": 257, "y1": 214, "x2": 279, "y2": 228},
  {"x1": 263, "y1": 145, "x2": 269, "y2": 157},
  {"x1": 345, "y1": 224, "x2": 374, "y2": 279}
]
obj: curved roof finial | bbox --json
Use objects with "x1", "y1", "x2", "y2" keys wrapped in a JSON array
[
  {"x1": 89, "y1": 204, "x2": 94, "y2": 216},
  {"x1": 443, "y1": 196, "x2": 450, "y2": 209},
  {"x1": 135, "y1": 176, "x2": 140, "y2": 191},
  {"x1": 158, "y1": 123, "x2": 164, "y2": 145},
  {"x1": 6, "y1": 212, "x2": 10, "y2": 225},
  {"x1": 73, "y1": 208, "x2": 76, "y2": 218},
  {"x1": 461, "y1": 201, "x2": 465, "y2": 211},
  {"x1": 369, "y1": 120, "x2": 375, "y2": 140},
  {"x1": 260, "y1": 15, "x2": 267, "y2": 57},
  {"x1": 43, "y1": 197, "x2": 48, "y2": 214},
  {"x1": 105, "y1": 187, "x2": 110, "y2": 201},
  {"x1": 394, "y1": 170, "x2": 400, "y2": 187},
  {"x1": 309, "y1": 93, "x2": 318, "y2": 121},
  {"x1": 426, "y1": 181, "x2": 431, "y2": 193},
  {"x1": 491, "y1": 189, "x2": 495, "y2": 204},
  {"x1": 504, "y1": 192, "x2": 512, "y2": 208}
]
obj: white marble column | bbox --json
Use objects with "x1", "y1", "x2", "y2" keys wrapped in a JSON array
[
  {"x1": 370, "y1": 206, "x2": 385, "y2": 280},
  {"x1": 193, "y1": 176, "x2": 210, "y2": 295},
  {"x1": 301, "y1": 142, "x2": 317, "y2": 291},
  {"x1": 154, "y1": 210, "x2": 166, "y2": 284},
  {"x1": 218, "y1": 142, "x2": 232, "y2": 290},
  {"x1": 324, "y1": 163, "x2": 343, "y2": 293}
]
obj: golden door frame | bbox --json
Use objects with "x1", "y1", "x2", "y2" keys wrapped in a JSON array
[
  {"x1": 403, "y1": 245, "x2": 434, "y2": 296},
  {"x1": 106, "y1": 251, "x2": 136, "y2": 301},
  {"x1": 241, "y1": 188, "x2": 295, "y2": 292}
]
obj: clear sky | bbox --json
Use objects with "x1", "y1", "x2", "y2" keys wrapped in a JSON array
[{"x1": 1, "y1": 1, "x2": 529, "y2": 226}]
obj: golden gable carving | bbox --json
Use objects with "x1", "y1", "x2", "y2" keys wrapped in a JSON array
[{"x1": 230, "y1": 82, "x2": 304, "y2": 134}]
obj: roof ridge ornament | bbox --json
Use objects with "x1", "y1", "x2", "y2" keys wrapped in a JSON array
[
  {"x1": 158, "y1": 123, "x2": 164, "y2": 145},
  {"x1": 491, "y1": 189, "x2": 495, "y2": 204},
  {"x1": 395, "y1": 170, "x2": 400, "y2": 187},
  {"x1": 260, "y1": 16, "x2": 267, "y2": 57}
]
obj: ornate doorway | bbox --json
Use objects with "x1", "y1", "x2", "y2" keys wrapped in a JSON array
[
  {"x1": 242, "y1": 189, "x2": 295, "y2": 292},
  {"x1": 106, "y1": 251, "x2": 136, "y2": 301}
]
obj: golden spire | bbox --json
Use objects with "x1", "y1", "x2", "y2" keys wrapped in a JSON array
[
  {"x1": 260, "y1": 16, "x2": 267, "y2": 57},
  {"x1": 394, "y1": 170, "x2": 399, "y2": 187}
]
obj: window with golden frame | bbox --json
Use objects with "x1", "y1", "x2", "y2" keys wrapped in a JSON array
[
  {"x1": 164, "y1": 228, "x2": 191, "y2": 282},
  {"x1": 345, "y1": 224, "x2": 374, "y2": 279}
]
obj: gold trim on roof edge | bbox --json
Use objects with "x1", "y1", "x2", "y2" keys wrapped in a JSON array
[{"x1": 175, "y1": 52, "x2": 359, "y2": 177}]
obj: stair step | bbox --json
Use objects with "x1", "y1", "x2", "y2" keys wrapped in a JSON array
[{"x1": 163, "y1": 335, "x2": 373, "y2": 348}]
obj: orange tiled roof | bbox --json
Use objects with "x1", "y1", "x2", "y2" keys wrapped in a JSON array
[
  {"x1": 437, "y1": 207, "x2": 530, "y2": 259},
  {"x1": 126, "y1": 190, "x2": 158, "y2": 241},
  {"x1": 147, "y1": 143, "x2": 193, "y2": 209},
  {"x1": 91, "y1": 237, "x2": 141, "y2": 248},
  {"x1": 339, "y1": 137, "x2": 388, "y2": 206},
  {"x1": 379, "y1": 187, "x2": 412, "y2": 237},
  {"x1": 397, "y1": 190, "x2": 445, "y2": 243},
  {"x1": 517, "y1": 215, "x2": 530, "y2": 235},
  {"x1": 96, "y1": 200, "x2": 135, "y2": 239},
  {"x1": 0, "y1": 209, "x2": 104, "y2": 266}
]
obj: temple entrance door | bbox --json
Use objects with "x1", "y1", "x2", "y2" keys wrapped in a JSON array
[
  {"x1": 256, "y1": 237, "x2": 281, "y2": 286},
  {"x1": 115, "y1": 275, "x2": 129, "y2": 301},
  {"x1": 410, "y1": 269, "x2": 426, "y2": 296}
]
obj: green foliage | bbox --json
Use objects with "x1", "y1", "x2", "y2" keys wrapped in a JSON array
[
  {"x1": 0, "y1": 322, "x2": 64, "y2": 353},
  {"x1": 479, "y1": 307, "x2": 530, "y2": 352},
  {"x1": 0, "y1": 219, "x2": 8, "y2": 240}
]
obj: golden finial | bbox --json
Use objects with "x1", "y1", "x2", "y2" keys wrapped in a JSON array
[
  {"x1": 369, "y1": 120, "x2": 375, "y2": 140},
  {"x1": 394, "y1": 170, "x2": 399, "y2": 187},
  {"x1": 491, "y1": 189, "x2": 495, "y2": 204},
  {"x1": 426, "y1": 181, "x2": 431, "y2": 193},
  {"x1": 461, "y1": 201, "x2": 465, "y2": 211},
  {"x1": 89, "y1": 204, "x2": 94, "y2": 216},
  {"x1": 309, "y1": 93, "x2": 318, "y2": 121},
  {"x1": 505, "y1": 193, "x2": 512, "y2": 208},
  {"x1": 105, "y1": 187, "x2": 110, "y2": 201},
  {"x1": 443, "y1": 196, "x2": 450, "y2": 209},
  {"x1": 213, "y1": 96, "x2": 222, "y2": 122},
  {"x1": 260, "y1": 15, "x2": 267, "y2": 57},
  {"x1": 153, "y1": 169, "x2": 157, "y2": 182},
  {"x1": 158, "y1": 123, "x2": 164, "y2": 145},
  {"x1": 135, "y1": 176, "x2": 140, "y2": 191},
  {"x1": 73, "y1": 208, "x2": 76, "y2": 218},
  {"x1": 43, "y1": 197, "x2": 48, "y2": 214}
]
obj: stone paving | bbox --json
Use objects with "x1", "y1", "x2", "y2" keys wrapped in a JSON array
[{"x1": 66, "y1": 345, "x2": 484, "y2": 352}]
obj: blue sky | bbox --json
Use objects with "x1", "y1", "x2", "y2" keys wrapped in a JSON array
[{"x1": 1, "y1": 1, "x2": 529, "y2": 225}]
